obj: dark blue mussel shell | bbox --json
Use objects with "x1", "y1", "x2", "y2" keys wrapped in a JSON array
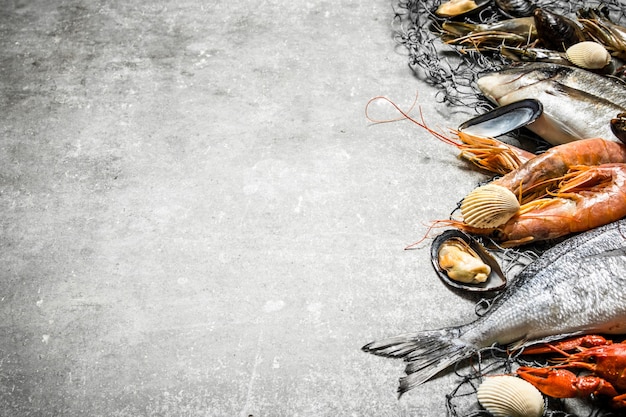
[{"x1": 458, "y1": 98, "x2": 543, "y2": 138}]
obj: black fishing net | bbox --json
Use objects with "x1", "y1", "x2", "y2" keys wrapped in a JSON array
[
  {"x1": 390, "y1": 1, "x2": 626, "y2": 416},
  {"x1": 444, "y1": 343, "x2": 624, "y2": 417}
]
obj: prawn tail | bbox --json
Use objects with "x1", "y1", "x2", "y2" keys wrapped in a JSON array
[{"x1": 362, "y1": 327, "x2": 477, "y2": 397}]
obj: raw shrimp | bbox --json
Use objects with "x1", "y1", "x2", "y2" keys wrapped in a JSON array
[
  {"x1": 460, "y1": 163, "x2": 626, "y2": 246},
  {"x1": 493, "y1": 137, "x2": 626, "y2": 203},
  {"x1": 365, "y1": 95, "x2": 535, "y2": 175},
  {"x1": 452, "y1": 138, "x2": 626, "y2": 246},
  {"x1": 366, "y1": 95, "x2": 626, "y2": 247}
]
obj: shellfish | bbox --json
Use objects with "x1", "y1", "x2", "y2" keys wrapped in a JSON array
[
  {"x1": 534, "y1": 8, "x2": 586, "y2": 50},
  {"x1": 565, "y1": 41, "x2": 611, "y2": 69},
  {"x1": 431, "y1": 230, "x2": 506, "y2": 293},
  {"x1": 435, "y1": 0, "x2": 490, "y2": 19},
  {"x1": 495, "y1": 0, "x2": 537, "y2": 18},
  {"x1": 437, "y1": 238, "x2": 490, "y2": 284},
  {"x1": 458, "y1": 99, "x2": 543, "y2": 138},
  {"x1": 611, "y1": 112, "x2": 626, "y2": 144},
  {"x1": 461, "y1": 184, "x2": 520, "y2": 229},
  {"x1": 477, "y1": 375, "x2": 545, "y2": 417}
]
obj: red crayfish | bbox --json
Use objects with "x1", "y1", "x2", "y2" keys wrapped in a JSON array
[{"x1": 516, "y1": 335, "x2": 626, "y2": 408}]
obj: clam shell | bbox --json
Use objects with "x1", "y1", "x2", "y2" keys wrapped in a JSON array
[
  {"x1": 461, "y1": 184, "x2": 520, "y2": 228},
  {"x1": 458, "y1": 99, "x2": 543, "y2": 138},
  {"x1": 566, "y1": 41, "x2": 611, "y2": 70},
  {"x1": 431, "y1": 229, "x2": 506, "y2": 293},
  {"x1": 477, "y1": 375, "x2": 545, "y2": 417}
]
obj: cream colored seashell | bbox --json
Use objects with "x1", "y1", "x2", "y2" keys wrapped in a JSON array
[
  {"x1": 566, "y1": 41, "x2": 611, "y2": 70},
  {"x1": 477, "y1": 375, "x2": 545, "y2": 417},
  {"x1": 461, "y1": 184, "x2": 520, "y2": 228}
]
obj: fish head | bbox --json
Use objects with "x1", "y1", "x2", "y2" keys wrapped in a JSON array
[{"x1": 476, "y1": 63, "x2": 563, "y2": 105}]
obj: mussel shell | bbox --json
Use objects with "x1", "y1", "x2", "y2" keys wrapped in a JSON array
[
  {"x1": 433, "y1": 0, "x2": 492, "y2": 20},
  {"x1": 458, "y1": 99, "x2": 543, "y2": 138},
  {"x1": 534, "y1": 8, "x2": 586, "y2": 51},
  {"x1": 431, "y1": 229, "x2": 507, "y2": 292},
  {"x1": 495, "y1": 0, "x2": 538, "y2": 18},
  {"x1": 611, "y1": 112, "x2": 626, "y2": 144}
]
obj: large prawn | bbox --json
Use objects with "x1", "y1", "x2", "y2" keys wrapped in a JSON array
[{"x1": 366, "y1": 96, "x2": 626, "y2": 247}]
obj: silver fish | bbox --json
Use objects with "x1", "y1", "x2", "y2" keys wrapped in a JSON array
[
  {"x1": 362, "y1": 219, "x2": 626, "y2": 396},
  {"x1": 477, "y1": 62, "x2": 626, "y2": 145}
]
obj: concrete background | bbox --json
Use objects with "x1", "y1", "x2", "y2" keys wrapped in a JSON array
[{"x1": 1, "y1": 1, "x2": 489, "y2": 416}]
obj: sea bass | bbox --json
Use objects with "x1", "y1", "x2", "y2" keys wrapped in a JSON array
[
  {"x1": 363, "y1": 219, "x2": 626, "y2": 396},
  {"x1": 476, "y1": 63, "x2": 626, "y2": 145}
]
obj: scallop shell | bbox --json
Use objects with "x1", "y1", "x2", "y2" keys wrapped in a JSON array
[
  {"x1": 477, "y1": 375, "x2": 545, "y2": 417},
  {"x1": 611, "y1": 112, "x2": 626, "y2": 144},
  {"x1": 461, "y1": 184, "x2": 520, "y2": 228},
  {"x1": 566, "y1": 41, "x2": 611, "y2": 70}
]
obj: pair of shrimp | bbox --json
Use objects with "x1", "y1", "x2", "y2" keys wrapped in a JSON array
[
  {"x1": 454, "y1": 134, "x2": 626, "y2": 246},
  {"x1": 366, "y1": 96, "x2": 626, "y2": 247}
]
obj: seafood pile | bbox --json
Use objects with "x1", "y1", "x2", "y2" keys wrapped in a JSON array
[
  {"x1": 362, "y1": 1, "x2": 626, "y2": 416},
  {"x1": 364, "y1": 219, "x2": 626, "y2": 414},
  {"x1": 394, "y1": 0, "x2": 626, "y2": 108}
]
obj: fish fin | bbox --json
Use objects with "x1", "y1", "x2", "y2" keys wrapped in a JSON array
[
  {"x1": 362, "y1": 327, "x2": 476, "y2": 397},
  {"x1": 509, "y1": 332, "x2": 585, "y2": 351}
]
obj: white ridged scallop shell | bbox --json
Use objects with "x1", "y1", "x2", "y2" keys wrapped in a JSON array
[
  {"x1": 460, "y1": 184, "x2": 520, "y2": 228},
  {"x1": 566, "y1": 41, "x2": 611, "y2": 69},
  {"x1": 477, "y1": 376, "x2": 545, "y2": 417}
]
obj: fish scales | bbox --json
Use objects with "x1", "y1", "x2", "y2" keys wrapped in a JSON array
[
  {"x1": 363, "y1": 219, "x2": 626, "y2": 396},
  {"x1": 477, "y1": 63, "x2": 626, "y2": 145}
]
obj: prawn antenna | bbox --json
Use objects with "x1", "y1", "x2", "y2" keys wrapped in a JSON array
[
  {"x1": 365, "y1": 94, "x2": 461, "y2": 148},
  {"x1": 404, "y1": 220, "x2": 454, "y2": 250}
]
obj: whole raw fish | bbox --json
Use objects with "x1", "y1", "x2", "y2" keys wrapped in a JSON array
[
  {"x1": 362, "y1": 219, "x2": 626, "y2": 396},
  {"x1": 476, "y1": 62, "x2": 626, "y2": 145}
]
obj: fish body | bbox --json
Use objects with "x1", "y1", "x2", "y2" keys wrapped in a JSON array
[
  {"x1": 477, "y1": 62, "x2": 626, "y2": 145},
  {"x1": 363, "y1": 219, "x2": 626, "y2": 395}
]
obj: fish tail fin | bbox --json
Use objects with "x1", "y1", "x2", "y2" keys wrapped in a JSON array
[{"x1": 362, "y1": 327, "x2": 476, "y2": 397}]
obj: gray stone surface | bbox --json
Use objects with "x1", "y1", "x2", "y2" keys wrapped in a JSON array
[{"x1": 1, "y1": 1, "x2": 490, "y2": 416}]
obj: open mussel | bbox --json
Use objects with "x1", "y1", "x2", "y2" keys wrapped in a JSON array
[
  {"x1": 458, "y1": 98, "x2": 543, "y2": 138},
  {"x1": 434, "y1": 0, "x2": 491, "y2": 19},
  {"x1": 431, "y1": 229, "x2": 506, "y2": 293}
]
